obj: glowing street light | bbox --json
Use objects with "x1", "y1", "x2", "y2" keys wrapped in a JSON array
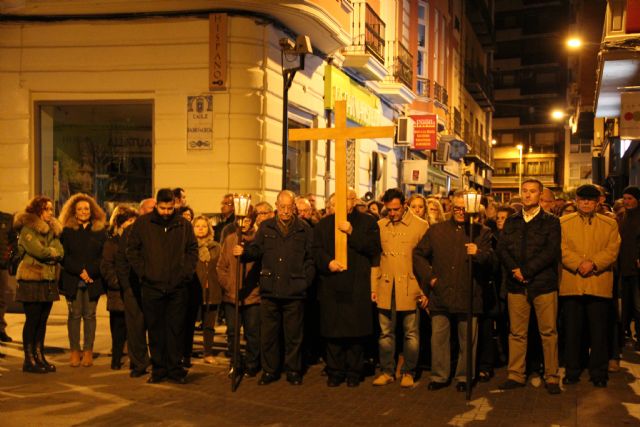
[
  {"x1": 491, "y1": 139, "x2": 497, "y2": 146},
  {"x1": 566, "y1": 37, "x2": 582, "y2": 49},
  {"x1": 551, "y1": 110, "x2": 565, "y2": 120}
]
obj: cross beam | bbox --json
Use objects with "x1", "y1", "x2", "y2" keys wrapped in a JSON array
[{"x1": 288, "y1": 100, "x2": 395, "y2": 268}]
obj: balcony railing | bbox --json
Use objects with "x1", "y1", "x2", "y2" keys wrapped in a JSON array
[
  {"x1": 434, "y1": 82, "x2": 446, "y2": 105},
  {"x1": 464, "y1": 62, "x2": 493, "y2": 109},
  {"x1": 351, "y1": 1, "x2": 386, "y2": 64},
  {"x1": 391, "y1": 40, "x2": 413, "y2": 88},
  {"x1": 442, "y1": 88, "x2": 448, "y2": 106},
  {"x1": 416, "y1": 77, "x2": 430, "y2": 97}
]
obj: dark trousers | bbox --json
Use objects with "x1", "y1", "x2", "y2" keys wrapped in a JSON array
[
  {"x1": 22, "y1": 302, "x2": 52, "y2": 348},
  {"x1": 183, "y1": 280, "x2": 203, "y2": 361},
  {"x1": 202, "y1": 304, "x2": 219, "y2": 356},
  {"x1": 260, "y1": 298, "x2": 304, "y2": 375},
  {"x1": 123, "y1": 287, "x2": 149, "y2": 372},
  {"x1": 621, "y1": 275, "x2": 640, "y2": 338},
  {"x1": 142, "y1": 286, "x2": 188, "y2": 379},
  {"x1": 224, "y1": 302, "x2": 260, "y2": 369},
  {"x1": 563, "y1": 295, "x2": 609, "y2": 382},
  {"x1": 109, "y1": 311, "x2": 127, "y2": 366},
  {"x1": 325, "y1": 337, "x2": 365, "y2": 381},
  {"x1": 477, "y1": 314, "x2": 497, "y2": 372},
  {"x1": 608, "y1": 277, "x2": 623, "y2": 360}
]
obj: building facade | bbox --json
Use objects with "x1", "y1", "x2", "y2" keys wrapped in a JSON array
[
  {"x1": 0, "y1": 0, "x2": 493, "y2": 215},
  {"x1": 491, "y1": 0, "x2": 571, "y2": 201}
]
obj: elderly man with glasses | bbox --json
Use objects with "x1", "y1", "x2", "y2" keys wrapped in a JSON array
[{"x1": 235, "y1": 190, "x2": 314, "y2": 386}]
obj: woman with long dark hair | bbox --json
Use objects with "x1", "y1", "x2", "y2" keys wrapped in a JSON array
[
  {"x1": 59, "y1": 193, "x2": 107, "y2": 367},
  {"x1": 101, "y1": 206, "x2": 138, "y2": 370},
  {"x1": 14, "y1": 196, "x2": 63, "y2": 373}
]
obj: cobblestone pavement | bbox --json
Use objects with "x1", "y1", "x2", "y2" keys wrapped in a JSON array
[{"x1": 1, "y1": 300, "x2": 640, "y2": 426}]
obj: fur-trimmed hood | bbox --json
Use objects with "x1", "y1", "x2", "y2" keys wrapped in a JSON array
[
  {"x1": 13, "y1": 211, "x2": 63, "y2": 237},
  {"x1": 58, "y1": 193, "x2": 107, "y2": 231}
]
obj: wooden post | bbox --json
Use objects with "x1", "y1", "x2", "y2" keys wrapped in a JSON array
[{"x1": 288, "y1": 100, "x2": 395, "y2": 269}]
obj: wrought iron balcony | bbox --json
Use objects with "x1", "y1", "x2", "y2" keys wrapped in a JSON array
[
  {"x1": 454, "y1": 108, "x2": 462, "y2": 136},
  {"x1": 464, "y1": 62, "x2": 494, "y2": 110},
  {"x1": 349, "y1": 1, "x2": 385, "y2": 64},
  {"x1": 391, "y1": 40, "x2": 413, "y2": 88},
  {"x1": 416, "y1": 77, "x2": 431, "y2": 98}
]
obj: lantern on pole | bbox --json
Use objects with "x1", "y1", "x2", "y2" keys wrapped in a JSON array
[
  {"x1": 231, "y1": 193, "x2": 251, "y2": 392},
  {"x1": 462, "y1": 188, "x2": 481, "y2": 401}
]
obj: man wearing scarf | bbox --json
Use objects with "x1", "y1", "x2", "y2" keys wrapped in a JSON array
[
  {"x1": 235, "y1": 190, "x2": 314, "y2": 386},
  {"x1": 559, "y1": 184, "x2": 620, "y2": 388}
]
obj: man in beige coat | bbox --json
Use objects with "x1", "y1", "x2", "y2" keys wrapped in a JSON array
[
  {"x1": 560, "y1": 184, "x2": 620, "y2": 388},
  {"x1": 371, "y1": 188, "x2": 429, "y2": 387}
]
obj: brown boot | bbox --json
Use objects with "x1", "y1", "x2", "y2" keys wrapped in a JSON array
[
  {"x1": 81, "y1": 350, "x2": 93, "y2": 367},
  {"x1": 70, "y1": 350, "x2": 81, "y2": 367}
]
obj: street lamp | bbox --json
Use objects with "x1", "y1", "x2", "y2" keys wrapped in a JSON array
[
  {"x1": 231, "y1": 193, "x2": 251, "y2": 392},
  {"x1": 516, "y1": 144, "x2": 523, "y2": 195},
  {"x1": 462, "y1": 188, "x2": 481, "y2": 401},
  {"x1": 280, "y1": 35, "x2": 312, "y2": 190},
  {"x1": 566, "y1": 37, "x2": 582, "y2": 49},
  {"x1": 551, "y1": 109, "x2": 565, "y2": 120}
]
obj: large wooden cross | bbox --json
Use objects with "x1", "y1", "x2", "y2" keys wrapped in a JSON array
[{"x1": 288, "y1": 100, "x2": 395, "y2": 268}]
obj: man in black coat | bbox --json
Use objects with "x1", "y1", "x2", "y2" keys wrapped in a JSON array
[
  {"x1": 313, "y1": 190, "x2": 381, "y2": 387},
  {"x1": 126, "y1": 188, "x2": 198, "y2": 384},
  {"x1": 496, "y1": 179, "x2": 562, "y2": 395},
  {"x1": 619, "y1": 186, "x2": 640, "y2": 348},
  {"x1": 236, "y1": 190, "x2": 314, "y2": 386},
  {"x1": 413, "y1": 191, "x2": 493, "y2": 391}
]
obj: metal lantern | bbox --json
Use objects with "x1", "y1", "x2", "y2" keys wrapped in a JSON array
[
  {"x1": 463, "y1": 189, "x2": 482, "y2": 215},
  {"x1": 233, "y1": 194, "x2": 252, "y2": 218}
]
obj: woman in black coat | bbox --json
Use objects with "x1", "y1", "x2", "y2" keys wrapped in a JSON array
[
  {"x1": 101, "y1": 206, "x2": 138, "y2": 370},
  {"x1": 59, "y1": 193, "x2": 107, "y2": 368}
]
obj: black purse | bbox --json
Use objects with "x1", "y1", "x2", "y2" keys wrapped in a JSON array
[{"x1": 7, "y1": 244, "x2": 22, "y2": 276}]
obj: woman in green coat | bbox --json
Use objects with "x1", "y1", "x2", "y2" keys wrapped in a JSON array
[{"x1": 13, "y1": 196, "x2": 63, "y2": 373}]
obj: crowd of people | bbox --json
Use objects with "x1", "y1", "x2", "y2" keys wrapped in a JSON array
[{"x1": 0, "y1": 181, "x2": 638, "y2": 394}]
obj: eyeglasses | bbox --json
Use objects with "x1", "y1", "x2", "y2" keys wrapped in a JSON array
[
  {"x1": 221, "y1": 202, "x2": 233, "y2": 207},
  {"x1": 452, "y1": 206, "x2": 466, "y2": 212}
]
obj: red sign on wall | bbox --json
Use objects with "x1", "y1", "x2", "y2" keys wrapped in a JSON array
[
  {"x1": 411, "y1": 114, "x2": 437, "y2": 151},
  {"x1": 627, "y1": 0, "x2": 640, "y2": 33}
]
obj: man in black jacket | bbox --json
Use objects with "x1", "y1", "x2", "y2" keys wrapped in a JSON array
[
  {"x1": 497, "y1": 179, "x2": 562, "y2": 394},
  {"x1": 413, "y1": 191, "x2": 493, "y2": 391},
  {"x1": 235, "y1": 190, "x2": 314, "y2": 385},
  {"x1": 313, "y1": 190, "x2": 381, "y2": 387},
  {"x1": 619, "y1": 186, "x2": 640, "y2": 348},
  {"x1": 127, "y1": 188, "x2": 198, "y2": 384}
]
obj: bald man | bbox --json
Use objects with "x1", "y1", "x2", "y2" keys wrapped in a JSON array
[
  {"x1": 236, "y1": 190, "x2": 315, "y2": 385},
  {"x1": 540, "y1": 188, "x2": 556, "y2": 214}
]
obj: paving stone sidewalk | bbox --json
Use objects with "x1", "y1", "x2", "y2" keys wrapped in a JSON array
[{"x1": 1, "y1": 300, "x2": 640, "y2": 426}]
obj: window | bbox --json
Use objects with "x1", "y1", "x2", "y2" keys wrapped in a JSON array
[
  {"x1": 37, "y1": 102, "x2": 153, "y2": 213},
  {"x1": 417, "y1": 0, "x2": 429, "y2": 87},
  {"x1": 286, "y1": 119, "x2": 311, "y2": 195}
]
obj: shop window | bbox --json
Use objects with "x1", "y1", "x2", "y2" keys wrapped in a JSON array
[
  {"x1": 286, "y1": 119, "x2": 311, "y2": 195},
  {"x1": 37, "y1": 102, "x2": 153, "y2": 214}
]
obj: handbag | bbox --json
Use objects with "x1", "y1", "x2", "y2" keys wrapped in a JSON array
[{"x1": 7, "y1": 244, "x2": 22, "y2": 276}]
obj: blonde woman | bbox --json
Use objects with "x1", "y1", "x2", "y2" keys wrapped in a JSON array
[
  {"x1": 407, "y1": 194, "x2": 428, "y2": 220},
  {"x1": 426, "y1": 198, "x2": 446, "y2": 225},
  {"x1": 59, "y1": 193, "x2": 108, "y2": 367}
]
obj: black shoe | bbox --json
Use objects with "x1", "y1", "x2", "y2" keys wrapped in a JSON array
[
  {"x1": 147, "y1": 375, "x2": 166, "y2": 384},
  {"x1": 428, "y1": 381, "x2": 450, "y2": 391},
  {"x1": 23, "y1": 345, "x2": 47, "y2": 374},
  {"x1": 592, "y1": 379, "x2": 607, "y2": 388},
  {"x1": 34, "y1": 343, "x2": 56, "y2": 373},
  {"x1": 499, "y1": 379, "x2": 525, "y2": 390},
  {"x1": 0, "y1": 331, "x2": 13, "y2": 343},
  {"x1": 168, "y1": 375, "x2": 188, "y2": 385},
  {"x1": 478, "y1": 370, "x2": 493, "y2": 383},
  {"x1": 130, "y1": 369, "x2": 147, "y2": 378},
  {"x1": 182, "y1": 358, "x2": 192, "y2": 368},
  {"x1": 286, "y1": 372, "x2": 303, "y2": 385},
  {"x1": 346, "y1": 377, "x2": 360, "y2": 388},
  {"x1": 563, "y1": 377, "x2": 579, "y2": 385},
  {"x1": 258, "y1": 372, "x2": 280, "y2": 385},
  {"x1": 327, "y1": 376, "x2": 344, "y2": 387},
  {"x1": 244, "y1": 367, "x2": 260, "y2": 378},
  {"x1": 546, "y1": 382, "x2": 561, "y2": 395}
]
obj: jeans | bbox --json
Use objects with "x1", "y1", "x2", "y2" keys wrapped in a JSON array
[
  {"x1": 224, "y1": 302, "x2": 260, "y2": 369},
  {"x1": 377, "y1": 292, "x2": 419, "y2": 377},
  {"x1": 431, "y1": 314, "x2": 478, "y2": 383},
  {"x1": 67, "y1": 288, "x2": 98, "y2": 351}
]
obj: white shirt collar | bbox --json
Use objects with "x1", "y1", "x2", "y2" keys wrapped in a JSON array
[{"x1": 523, "y1": 205, "x2": 541, "y2": 223}]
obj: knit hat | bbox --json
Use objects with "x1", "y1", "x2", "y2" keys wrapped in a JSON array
[{"x1": 623, "y1": 186, "x2": 640, "y2": 201}]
